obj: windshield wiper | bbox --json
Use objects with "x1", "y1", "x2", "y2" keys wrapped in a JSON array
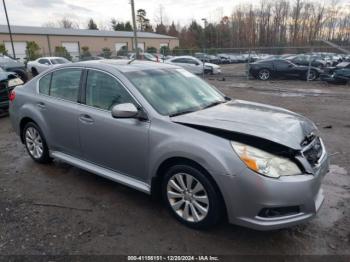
[
  {"x1": 169, "y1": 109, "x2": 198, "y2": 117},
  {"x1": 202, "y1": 100, "x2": 226, "y2": 109}
]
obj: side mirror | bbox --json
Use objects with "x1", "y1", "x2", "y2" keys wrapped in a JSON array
[
  {"x1": 111, "y1": 103, "x2": 139, "y2": 118},
  {"x1": 45, "y1": 62, "x2": 50, "y2": 65}
]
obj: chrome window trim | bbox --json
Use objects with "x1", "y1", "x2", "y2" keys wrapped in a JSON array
[
  {"x1": 35, "y1": 66, "x2": 85, "y2": 105},
  {"x1": 35, "y1": 66, "x2": 150, "y2": 120},
  {"x1": 81, "y1": 67, "x2": 150, "y2": 121}
]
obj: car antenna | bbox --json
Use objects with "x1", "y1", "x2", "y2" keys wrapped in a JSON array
[{"x1": 128, "y1": 58, "x2": 136, "y2": 64}]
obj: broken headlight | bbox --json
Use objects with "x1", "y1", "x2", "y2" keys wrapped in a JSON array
[{"x1": 231, "y1": 141, "x2": 300, "y2": 178}]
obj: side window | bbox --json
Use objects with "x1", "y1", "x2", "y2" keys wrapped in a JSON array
[
  {"x1": 38, "y1": 73, "x2": 51, "y2": 95},
  {"x1": 38, "y1": 59, "x2": 50, "y2": 65},
  {"x1": 86, "y1": 70, "x2": 134, "y2": 110},
  {"x1": 50, "y1": 69, "x2": 82, "y2": 102}
]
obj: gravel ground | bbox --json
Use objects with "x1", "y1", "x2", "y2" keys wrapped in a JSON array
[{"x1": 0, "y1": 64, "x2": 349, "y2": 257}]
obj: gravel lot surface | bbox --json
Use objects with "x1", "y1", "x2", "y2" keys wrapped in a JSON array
[{"x1": 0, "y1": 64, "x2": 349, "y2": 256}]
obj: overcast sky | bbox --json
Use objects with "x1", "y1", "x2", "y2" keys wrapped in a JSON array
[
  {"x1": 0, "y1": 0, "x2": 236, "y2": 29},
  {"x1": 0, "y1": 0, "x2": 348, "y2": 30}
]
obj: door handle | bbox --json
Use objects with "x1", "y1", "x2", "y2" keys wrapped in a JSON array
[
  {"x1": 79, "y1": 114, "x2": 94, "y2": 124},
  {"x1": 37, "y1": 102, "x2": 46, "y2": 109}
]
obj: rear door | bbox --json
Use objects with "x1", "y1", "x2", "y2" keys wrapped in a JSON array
[
  {"x1": 77, "y1": 69, "x2": 150, "y2": 181},
  {"x1": 36, "y1": 68, "x2": 84, "y2": 157}
]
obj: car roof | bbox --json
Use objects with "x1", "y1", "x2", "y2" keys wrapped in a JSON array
[
  {"x1": 169, "y1": 56, "x2": 196, "y2": 60},
  {"x1": 72, "y1": 59, "x2": 180, "y2": 73}
]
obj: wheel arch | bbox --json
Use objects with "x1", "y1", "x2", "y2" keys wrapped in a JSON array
[
  {"x1": 19, "y1": 117, "x2": 38, "y2": 143},
  {"x1": 151, "y1": 156, "x2": 228, "y2": 217}
]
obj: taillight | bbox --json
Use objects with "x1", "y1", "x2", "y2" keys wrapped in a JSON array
[{"x1": 9, "y1": 90, "x2": 16, "y2": 102}]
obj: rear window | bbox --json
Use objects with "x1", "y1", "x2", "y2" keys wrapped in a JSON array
[
  {"x1": 51, "y1": 58, "x2": 69, "y2": 64},
  {"x1": 50, "y1": 69, "x2": 82, "y2": 102}
]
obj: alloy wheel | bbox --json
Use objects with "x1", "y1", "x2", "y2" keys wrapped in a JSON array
[
  {"x1": 167, "y1": 173, "x2": 209, "y2": 222},
  {"x1": 25, "y1": 127, "x2": 44, "y2": 159},
  {"x1": 307, "y1": 70, "x2": 316, "y2": 81},
  {"x1": 259, "y1": 69, "x2": 270, "y2": 80}
]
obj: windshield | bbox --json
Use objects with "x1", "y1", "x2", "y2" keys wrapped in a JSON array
[
  {"x1": 125, "y1": 68, "x2": 226, "y2": 116},
  {"x1": 51, "y1": 58, "x2": 69, "y2": 64}
]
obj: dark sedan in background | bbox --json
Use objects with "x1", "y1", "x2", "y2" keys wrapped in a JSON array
[
  {"x1": 320, "y1": 62, "x2": 350, "y2": 85},
  {"x1": 0, "y1": 55, "x2": 29, "y2": 82},
  {"x1": 0, "y1": 68, "x2": 23, "y2": 113},
  {"x1": 249, "y1": 59, "x2": 322, "y2": 81},
  {"x1": 285, "y1": 54, "x2": 327, "y2": 69}
]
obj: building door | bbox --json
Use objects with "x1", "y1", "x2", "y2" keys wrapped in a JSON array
[
  {"x1": 4, "y1": 42, "x2": 26, "y2": 62},
  {"x1": 137, "y1": 43, "x2": 145, "y2": 52},
  {"x1": 61, "y1": 42, "x2": 79, "y2": 61},
  {"x1": 115, "y1": 43, "x2": 128, "y2": 55}
]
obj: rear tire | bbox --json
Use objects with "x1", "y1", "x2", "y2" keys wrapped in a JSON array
[
  {"x1": 22, "y1": 122, "x2": 52, "y2": 164},
  {"x1": 162, "y1": 164, "x2": 223, "y2": 229}
]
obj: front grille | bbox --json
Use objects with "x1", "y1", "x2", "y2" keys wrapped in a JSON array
[{"x1": 303, "y1": 137, "x2": 323, "y2": 167}]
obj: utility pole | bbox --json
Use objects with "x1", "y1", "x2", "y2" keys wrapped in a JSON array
[
  {"x1": 201, "y1": 18, "x2": 207, "y2": 79},
  {"x1": 130, "y1": 0, "x2": 139, "y2": 59},
  {"x1": 2, "y1": 0, "x2": 16, "y2": 59}
]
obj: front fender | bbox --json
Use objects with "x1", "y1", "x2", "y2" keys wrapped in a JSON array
[{"x1": 148, "y1": 120, "x2": 245, "y2": 183}]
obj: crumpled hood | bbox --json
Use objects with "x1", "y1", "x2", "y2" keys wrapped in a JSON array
[{"x1": 171, "y1": 100, "x2": 318, "y2": 150}]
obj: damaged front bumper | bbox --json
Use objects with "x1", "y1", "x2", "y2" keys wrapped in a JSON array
[{"x1": 216, "y1": 147, "x2": 329, "y2": 231}]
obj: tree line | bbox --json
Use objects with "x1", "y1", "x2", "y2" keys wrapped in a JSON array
[{"x1": 47, "y1": 0, "x2": 350, "y2": 49}]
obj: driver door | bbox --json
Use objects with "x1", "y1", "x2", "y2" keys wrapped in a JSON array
[{"x1": 77, "y1": 69, "x2": 150, "y2": 182}]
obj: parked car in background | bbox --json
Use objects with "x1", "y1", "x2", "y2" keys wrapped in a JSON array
[
  {"x1": 0, "y1": 55, "x2": 28, "y2": 82},
  {"x1": 9, "y1": 60, "x2": 328, "y2": 230},
  {"x1": 217, "y1": 54, "x2": 231, "y2": 64},
  {"x1": 166, "y1": 56, "x2": 221, "y2": 75},
  {"x1": 249, "y1": 59, "x2": 321, "y2": 81},
  {"x1": 80, "y1": 56, "x2": 105, "y2": 61},
  {"x1": 0, "y1": 67, "x2": 23, "y2": 112},
  {"x1": 320, "y1": 61, "x2": 350, "y2": 85},
  {"x1": 227, "y1": 53, "x2": 245, "y2": 63},
  {"x1": 194, "y1": 53, "x2": 221, "y2": 64},
  {"x1": 27, "y1": 57, "x2": 71, "y2": 76},
  {"x1": 128, "y1": 52, "x2": 158, "y2": 62},
  {"x1": 285, "y1": 54, "x2": 327, "y2": 69}
]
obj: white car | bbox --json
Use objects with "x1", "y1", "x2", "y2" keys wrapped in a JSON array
[
  {"x1": 27, "y1": 57, "x2": 71, "y2": 76},
  {"x1": 165, "y1": 56, "x2": 221, "y2": 75}
]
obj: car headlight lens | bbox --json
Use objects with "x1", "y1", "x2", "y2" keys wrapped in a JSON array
[
  {"x1": 8, "y1": 78, "x2": 23, "y2": 87},
  {"x1": 231, "y1": 141, "x2": 300, "y2": 178}
]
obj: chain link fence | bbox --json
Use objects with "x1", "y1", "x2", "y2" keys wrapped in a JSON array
[{"x1": 5, "y1": 45, "x2": 349, "y2": 83}]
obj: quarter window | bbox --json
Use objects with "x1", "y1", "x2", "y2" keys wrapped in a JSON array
[
  {"x1": 86, "y1": 70, "x2": 134, "y2": 110},
  {"x1": 38, "y1": 73, "x2": 51, "y2": 95},
  {"x1": 50, "y1": 69, "x2": 82, "y2": 102}
]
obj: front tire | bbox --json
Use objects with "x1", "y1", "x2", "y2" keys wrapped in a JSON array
[
  {"x1": 258, "y1": 69, "x2": 271, "y2": 80},
  {"x1": 31, "y1": 67, "x2": 39, "y2": 77},
  {"x1": 305, "y1": 69, "x2": 318, "y2": 81},
  {"x1": 23, "y1": 122, "x2": 51, "y2": 164},
  {"x1": 162, "y1": 164, "x2": 223, "y2": 229}
]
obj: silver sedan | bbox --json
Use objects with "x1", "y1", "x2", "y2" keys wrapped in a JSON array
[{"x1": 9, "y1": 60, "x2": 328, "y2": 230}]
